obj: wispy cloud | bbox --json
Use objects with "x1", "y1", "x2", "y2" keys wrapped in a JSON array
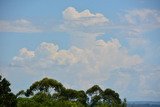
[
  {"x1": 0, "y1": 19, "x2": 42, "y2": 33},
  {"x1": 124, "y1": 9, "x2": 160, "y2": 25},
  {"x1": 119, "y1": 8, "x2": 160, "y2": 38}
]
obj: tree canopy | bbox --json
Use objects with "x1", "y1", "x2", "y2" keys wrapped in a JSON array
[
  {"x1": 0, "y1": 75, "x2": 17, "y2": 107},
  {"x1": 0, "y1": 75, "x2": 127, "y2": 107}
]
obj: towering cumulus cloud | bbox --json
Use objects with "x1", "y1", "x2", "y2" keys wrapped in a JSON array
[{"x1": 11, "y1": 39, "x2": 142, "y2": 89}]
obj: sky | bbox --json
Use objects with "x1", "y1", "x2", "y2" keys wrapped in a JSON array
[{"x1": 0, "y1": 0, "x2": 160, "y2": 101}]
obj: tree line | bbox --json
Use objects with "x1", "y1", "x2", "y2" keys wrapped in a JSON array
[{"x1": 0, "y1": 75, "x2": 127, "y2": 107}]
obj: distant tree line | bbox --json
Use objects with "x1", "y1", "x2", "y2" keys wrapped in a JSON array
[{"x1": 0, "y1": 75, "x2": 127, "y2": 107}]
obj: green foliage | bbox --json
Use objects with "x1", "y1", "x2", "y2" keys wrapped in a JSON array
[
  {"x1": 86, "y1": 85, "x2": 103, "y2": 106},
  {"x1": 0, "y1": 76, "x2": 127, "y2": 107},
  {"x1": 86, "y1": 85, "x2": 103, "y2": 96},
  {"x1": 0, "y1": 75, "x2": 17, "y2": 107},
  {"x1": 31, "y1": 77, "x2": 64, "y2": 93},
  {"x1": 17, "y1": 98, "x2": 39, "y2": 107},
  {"x1": 17, "y1": 97, "x2": 85, "y2": 107},
  {"x1": 102, "y1": 88, "x2": 121, "y2": 105},
  {"x1": 17, "y1": 77, "x2": 127, "y2": 107},
  {"x1": 51, "y1": 101, "x2": 85, "y2": 107},
  {"x1": 121, "y1": 98, "x2": 127, "y2": 107},
  {"x1": 24, "y1": 77, "x2": 65, "y2": 97},
  {"x1": 32, "y1": 92, "x2": 52, "y2": 103},
  {"x1": 95, "y1": 103, "x2": 123, "y2": 107},
  {"x1": 16, "y1": 90, "x2": 25, "y2": 97}
]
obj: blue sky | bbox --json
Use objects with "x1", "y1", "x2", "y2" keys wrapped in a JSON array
[{"x1": 0, "y1": 0, "x2": 160, "y2": 101}]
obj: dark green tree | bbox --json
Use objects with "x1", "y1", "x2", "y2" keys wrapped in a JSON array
[
  {"x1": 0, "y1": 75, "x2": 17, "y2": 107},
  {"x1": 86, "y1": 85, "x2": 103, "y2": 106},
  {"x1": 25, "y1": 77, "x2": 65, "y2": 97},
  {"x1": 77, "y1": 90, "x2": 88, "y2": 106},
  {"x1": 102, "y1": 88, "x2": 121, "y2": 105},
  {"x1": 16, "y1": 90, "x2": 25, "y2": 97},
  {"x1": 61, "y1": 89, "x2": 78, "y2": 100},
  {"x1": 122, "y1": 98, "x2": 127, "y2": 107},
  {"x1": 17, "y1": 77, "x2": 126, "y2": 107},
  {"x1": 59, "y1": 89, "x2": 88, "y2": 106}
]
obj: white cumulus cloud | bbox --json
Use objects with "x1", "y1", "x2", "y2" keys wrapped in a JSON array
[
  {"x1": 63, "y1": 7, "x2": 109, "y2": 26},
  {"x1": 11, "y1": 39, "x2": 142, "y2": 89},
  {"x1": 60, "y1": 7, "x2": 109, "y2": 35}
]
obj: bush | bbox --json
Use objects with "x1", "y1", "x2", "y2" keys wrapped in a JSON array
[{"x1": 17, "y1": 97, "x2": 85, "y2": 107}]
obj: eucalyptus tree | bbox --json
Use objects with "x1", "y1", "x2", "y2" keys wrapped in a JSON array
[
  {"x1": 86, "y1": 85, "x2": 103, "y2": 106},
  {"x1": 0, "y1": 75, "x2": 17, "y2": 107},
  {"x1": 102, "y1": 88, "x2": 121, "y2": 105},
  {"x1": 25, "y1": 77, "x2": 65, "y2": 97},
  {"x1": 17, "y1": 77, "x2": 126, "y2": 107}
]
